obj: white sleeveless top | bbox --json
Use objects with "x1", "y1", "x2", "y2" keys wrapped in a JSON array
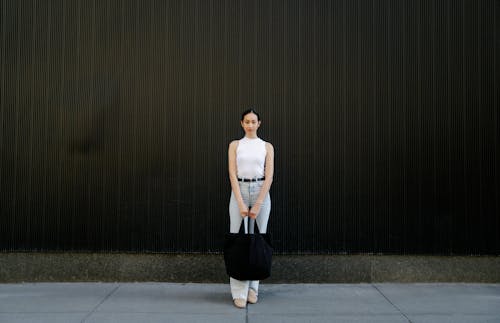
[{"x1": 236, "y1": 137, "x2": 267, "y2": 179}]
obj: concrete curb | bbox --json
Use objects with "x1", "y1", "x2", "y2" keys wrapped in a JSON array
[{"x1": 1, "y1": 253, "x2": 499, "y2": 283}]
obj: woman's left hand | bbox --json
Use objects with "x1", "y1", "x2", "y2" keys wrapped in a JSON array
[{"x1": 249, "y1": 203, "x2": 261, "y2": 219}]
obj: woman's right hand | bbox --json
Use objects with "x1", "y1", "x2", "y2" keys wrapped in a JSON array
[{"x1": 238, "y1": 202, "x2": 249, "y2": 218}]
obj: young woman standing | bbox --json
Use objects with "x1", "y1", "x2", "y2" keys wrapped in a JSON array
[{"x1": 227, "y1": 109, "x2": 274, "y2": 308}]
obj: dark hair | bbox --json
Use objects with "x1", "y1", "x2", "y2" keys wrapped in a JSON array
[{"x1": 241, "y1": 108, "x2": 261, "y2": 121}]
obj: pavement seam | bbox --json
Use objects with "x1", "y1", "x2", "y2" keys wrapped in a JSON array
[
  {"x1": 371, "y1": 284, "x2": 413, "y2": 323},
  {"x1": 80, "y1": 284, "x2": 121, "y2": 323}
]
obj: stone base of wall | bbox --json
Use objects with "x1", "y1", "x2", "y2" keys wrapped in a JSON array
[{"x1": 1, "y1": 253, "x2": 499, "y2": 283}]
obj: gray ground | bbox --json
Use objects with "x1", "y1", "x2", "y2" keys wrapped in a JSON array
[{"x1": 0, "y1": 283, "x2": 499, "y2": 323}]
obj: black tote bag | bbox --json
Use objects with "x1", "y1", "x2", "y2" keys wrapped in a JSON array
[{"x1": 224, "y1": 220, "x2": 273, "y2": 281}]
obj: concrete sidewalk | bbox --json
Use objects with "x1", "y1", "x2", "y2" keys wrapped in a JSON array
[{"x1": 0, "y1": 283, "x2": 499, "y2": 323}]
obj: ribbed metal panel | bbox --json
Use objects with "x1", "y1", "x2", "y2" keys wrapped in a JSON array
[{"x1": 0, "y1": 0, "x2": 498, "y2": 254}]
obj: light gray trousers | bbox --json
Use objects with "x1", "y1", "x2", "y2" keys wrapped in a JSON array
[{"x1": 228, "y1": 180, "x2": 271, "y2": 300}]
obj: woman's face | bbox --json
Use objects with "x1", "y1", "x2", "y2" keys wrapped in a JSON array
[{"x1": 241, "y1": 113, "x2": 261, "y2": 135}]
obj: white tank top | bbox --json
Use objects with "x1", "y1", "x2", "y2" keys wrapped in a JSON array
[{"x1": 236, "y1": 137, "x2": 267, "y2": 179}]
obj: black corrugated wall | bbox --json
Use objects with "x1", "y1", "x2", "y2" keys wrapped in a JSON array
[{"x1": 0, "y1": 0, "x2": 498, "y2": 254}]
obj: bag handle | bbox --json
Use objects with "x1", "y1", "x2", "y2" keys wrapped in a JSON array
[{"x1": 238, "y1": 218, "x2": 261, "y2": 234}]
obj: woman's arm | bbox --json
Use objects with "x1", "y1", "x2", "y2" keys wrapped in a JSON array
[
  {"x1": 228, "y1": 140, "x2": 248, "y2": 217},
  {"x1": 249, "y1": 142, "x2": 274, "y2": 219}
]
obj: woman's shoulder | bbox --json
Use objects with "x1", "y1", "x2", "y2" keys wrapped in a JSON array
[
  {"x1": 228, "y1": 140, "x2": 240, "y2": 149},
  {"x1": 264, "y1": 141, "x2": 274, "y2": 151}
]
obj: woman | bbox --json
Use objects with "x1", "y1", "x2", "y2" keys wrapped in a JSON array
[{"x1": 227, "y1": 109, "x2": 274, "y2": 309}]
